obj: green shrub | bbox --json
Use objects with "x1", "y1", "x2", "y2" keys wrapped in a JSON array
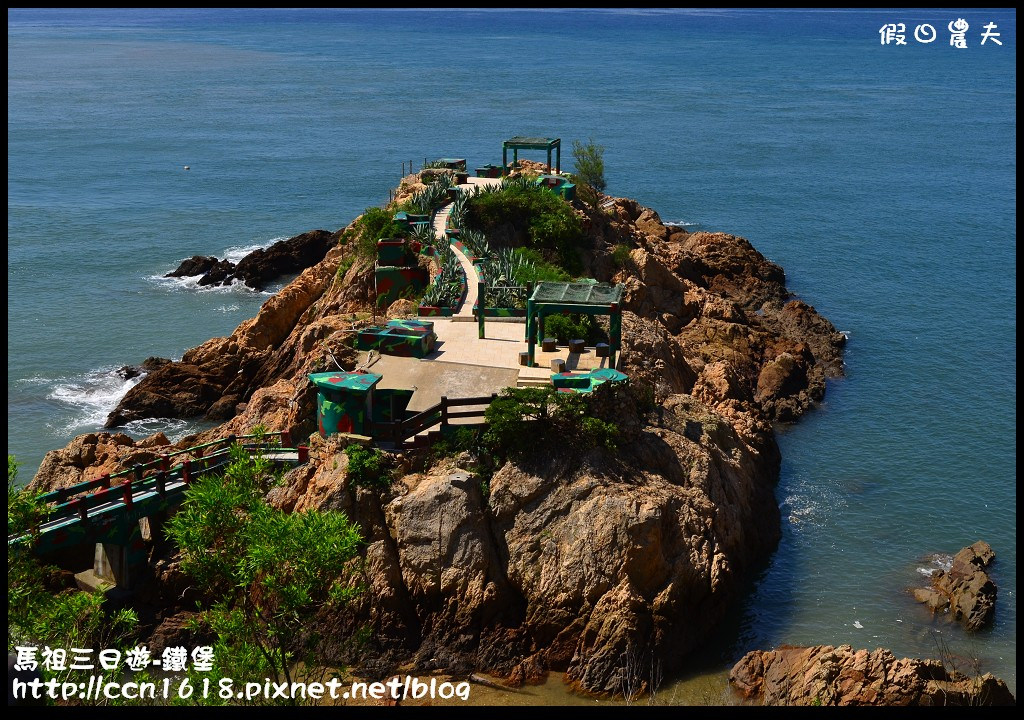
[
  {"x1": 429, "y1": 427, "x2": 480, "y2": 462},
  {"x1": 543, "y1": 313, "x2": 607, "y2": 344},
  {"x1": 481, "y1": 386, "x2": 618, "y2": 461},
  {"x1": 511, "y1": 248, "x2": 572, "y2": 284},
  {"x1": 612, "y1": 243, "x2": 632, "y2": 269},
  {"x1": 336, "y1": 254, "x2": 355, "y2": 279},
  {"x1": 344, "y1": 444, "x2": 391, "y2": 488},
  {"x1": 354, "y1": 207, "x2": 407, "y2": 260},
  {"x1": 464, "y1": 183, "x2": 586, "y2": 275},
  {"x1": 571, "y1": 138, "x2": 606, "y2": 192}
]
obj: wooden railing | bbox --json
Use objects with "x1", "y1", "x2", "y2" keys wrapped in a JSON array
[
  {"x1": 14, "y1": 432, "x2": 308, "y2": 542},
  {"x1": 370, "y1": 394, "x2": 497, "y2": 449}
]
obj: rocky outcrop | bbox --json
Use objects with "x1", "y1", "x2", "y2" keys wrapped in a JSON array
[
  {"x1": 580, "y1": 195, "x2": 846, "y2": 424},
  {"x1": 106, "y1": 241, "x2": 360, "y2": 429},
  {"x1": 27, "y1": 431, "x2": 171, "y2": 494},
  {"x1": 730, "y1": 645, "x2": 1015, "y2": 706},
  {"x1": 264, "y1": 385, "x2": 780, "y2": 695},
  {"x1": 913, "y1": 541, "x2": 998, "y2": 631},
  {"x1": 117, "y1": 356, "x2": 171, "y2": 381},
  {"x1": 166, "y1": 229, "x2": 338, "y2": 291},
  {"x1": 32, "y1": 179, "x2": 847, "y2": 696}
]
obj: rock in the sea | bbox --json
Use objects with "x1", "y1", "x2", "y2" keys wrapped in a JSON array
[
  {"x1": 730, "y1": 645, "x2": 1015, "y2": 706},
  {"x1": 117, "y1": 356, "x2": 171, "y2": 380},
  {"x1": 165, "y1": 255, "x2": 224, "y2": 278},
  {"x1": 914, "y1": 541, "x2": 997, "y2": 631},
  {"x1": 163, "y1": 230, "x2": 337, "y2": 291}
]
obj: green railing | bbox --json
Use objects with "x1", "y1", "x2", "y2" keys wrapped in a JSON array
[{"x1": 11, "y1": 432, "x2": 308, "y2": 546}]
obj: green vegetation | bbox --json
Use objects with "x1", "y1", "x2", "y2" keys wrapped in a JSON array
[
  {"x1": 482, "y1": 387, "x2": 619, "y2": 461},
  {"x1": 543, "y1": 313, "x2": 608, "y2": 345},
  {"x1": 464, "y1": 181, "x2": 586, "y2": 275},
  {"x1": 343, "y1": 444, "x2": 391, "y2": 488},
  {"x1": 428, "y1": 427, "x2": 481, "y2": 463},
  {"x1": 8, "y1": 456, "x2": 139, "y2": 703},
  {"x1": 512, "y1": 247, "x2": 573, "y2": 284},
  {"x1": 352, "y1": 206, "x2": 407, "y2": 260},
  {"x1": 612, "y1": 243, "x2": 633, "y2": 269},
  {"x1": 335, "y1": 254, "x2": 355, "y2": 280},
  {"x1": 167, "y1": 444, "x2": 363, "y2": 703},
  {"x1": 571, "y1": 138, "x2": 606, "y2": 192}
]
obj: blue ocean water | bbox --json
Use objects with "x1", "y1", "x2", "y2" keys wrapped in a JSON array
[{"x1": 8, "y1": 9, "x2": 1015, "y2": 697}]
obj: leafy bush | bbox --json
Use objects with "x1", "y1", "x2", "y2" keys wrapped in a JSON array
[
  {"x1": 612, "y1": 243, "x2": 632, "y2": 269},
  {"x1": 8, "y1": 455, "x2": 140, "y2": 698},
  {"x1": 344, "y1": 444, "x2": 391, "y2": 488},
  {"x1": 429, "y1": 427, "x2": 480, "y2": 463},
  {"x1": 511, "y1": 247, "x2": 572, "y2": 284},
  {"x1": 167, "y1": 446, "x2": 363, "y2": 698},
  {"x1": 543, "y1": 313, "x2": 607, "y2": 344},
  {"x1": 464, "y1": 183, "x2": 586, "y2": 274},
  {"x1": 482, "y1": 387, "x2": 618, "y2": 460},
  {"x1": 354, "y1": 206, "x2": 406, "y2": 260},
  {"x1": 572, "y1": 138, "x2": 606, "y2": 192}
]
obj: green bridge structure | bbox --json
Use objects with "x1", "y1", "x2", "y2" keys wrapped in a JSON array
[{"x1": 8, "y1": 432, "x2": 308, "y2": 591}]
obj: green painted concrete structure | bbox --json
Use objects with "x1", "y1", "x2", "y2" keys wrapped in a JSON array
[
  {"x1": 356, "y1": 318, "x2": 437, "y2": 358},
  {"x1": 536, "y1": 174, "x2": 576, "y2": 201},
  {"x1": 374, "y1": 265, "x2": 429, "y2": 308},
  {"x1": 552, "y1": 368, "x2": 629, "y2": 393},
  {"x1": 526, "y1": 282, "x2": 624, "y2": 367},
  {"x1": 503, "y1": 136, "x2": 561, "y2": 174},
  {"x1": 309, "y1": 371, "x2": 381, "y2": 437}
]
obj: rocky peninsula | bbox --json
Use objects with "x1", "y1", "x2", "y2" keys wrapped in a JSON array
[{"x1": 30, "y1": 165, "x2": 853, "y2": 697}]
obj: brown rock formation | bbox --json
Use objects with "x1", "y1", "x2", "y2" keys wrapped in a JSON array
[
  {"x1": 913, "y1": 541, "x2": 998, "y2": 631},
  {"x1": 27, "y1": 432, "x2": 169, "y2": 494},
  {"x1": 264, "y1": 386, "x2": 780, "y2": 695},
  {"x1": 31, "y1": 180, "x2": 847, "y2": 696},
  {"x1": 730, "y1": 645, "x2": 1015, "y2": 706}
]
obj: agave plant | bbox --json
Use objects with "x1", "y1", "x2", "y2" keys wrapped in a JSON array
[
  {"x1": 448, "y1": 193, "x2": 469, "y2": 230},
  {"x1": 421, "y1": 245, "x2": 464, "y2": 308},
  {"x1": 500, "y1": 175, "x2": 533, "y2": 192},
  {"x1": 481, "y1": 247, "x2": 532, "y2": 308},
  {"x1": 458, "y1": 229, "x2": 491, "y2": 261},
  {"x1": 411, "y1": 222, "x2": 436, "y2": 246}
]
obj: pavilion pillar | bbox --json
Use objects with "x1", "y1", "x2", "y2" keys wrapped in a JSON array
[
  {"x1": 556, "y1": 142, "x2": 561, "y2": 173},
  {"x1": 527, "y1": 297, "x2": 536, "y2": 366},
  {"x1": 478, "y1": 280, "x2": 486, "y2": 339},
  {"x1": 547, "y1": 147, "x2": 552, "y2": 173},
  {"x1": 609, "y1": 304, "x2": 622, "y2": 369},
  {"x1": 513, "y1": 148, "x2": 518, "y2": 170},
  {"x1": 502, "y1": 145, "x2": 508, "y2": 175}
]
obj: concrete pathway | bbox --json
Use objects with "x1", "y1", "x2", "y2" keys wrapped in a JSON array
[{"x1": 431, "y1": 176, "x2": 502, "y2": 319}]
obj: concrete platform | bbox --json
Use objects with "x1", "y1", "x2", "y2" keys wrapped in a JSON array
[{"x1": 363, "y1": 352, "x2": 519, "y2": 412}]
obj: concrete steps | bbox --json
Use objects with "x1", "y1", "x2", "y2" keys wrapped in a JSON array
[{"x1": 516, "y1": 377, "x2": 551, "y2": 388}]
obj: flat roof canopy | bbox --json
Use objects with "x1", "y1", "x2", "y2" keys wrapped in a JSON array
[
  {"x1": 530, "y1": 281, "x2": 623, "y2": 306},
  {"x1": 503, "y1": 136, "x2": 560, "y2": 150},
  {"x1": 502, "y1": 137, "x2": 561, "y2": 173}
]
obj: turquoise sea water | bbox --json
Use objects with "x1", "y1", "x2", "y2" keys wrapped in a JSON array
[{"x1": 8, "y1": 9, "x2": 1015, "y2": 697}]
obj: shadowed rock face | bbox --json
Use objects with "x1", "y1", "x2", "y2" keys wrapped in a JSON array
[
  {"x1": 913, "y1": 541, "x2": 998, "y2": 631},
  {"x1": 730, "y1": 645, "x2": 1015, "y2": 706},
  {"x1": 267, "y1": 389, "x2": 780, "y2": 695},
  {"x1": 33, "y1": 188, "x2": 849, "y2": 695}
]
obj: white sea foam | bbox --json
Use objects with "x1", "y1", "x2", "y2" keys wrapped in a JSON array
[
  {"x1": 664, "y1": 219, "x2": 702, "y2": 228},
  {"x1": 45, "y1": 367, "x2": 143, "y2": 428},
  {"x1": 146, "y1": 273, "x2": 269, "y2": 295},
  {"x1": 223, "y1": 237, "x2": 286, "y2": 264},
  {"x1": 916, "y1": 553, "x2": 954, "y2": 577},
  {"x1": 217, "y1": 303, "x2": 241, "y2": 313},
  {"x1": 122, "y1": 417, "x2": 201, "y2": 443}
]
